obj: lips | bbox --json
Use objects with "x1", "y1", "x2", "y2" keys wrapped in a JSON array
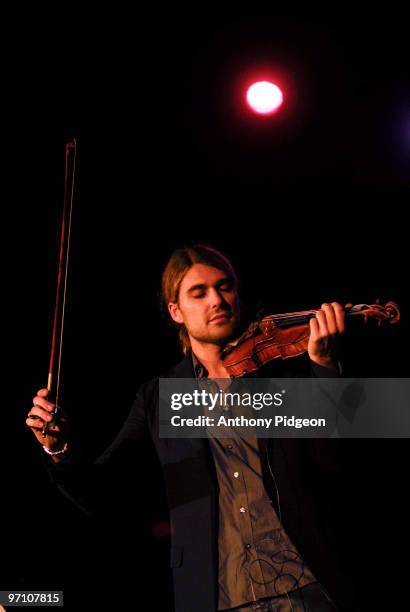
[{"x1": 209, "y1": 313, "x2": 231, "y2": 323}]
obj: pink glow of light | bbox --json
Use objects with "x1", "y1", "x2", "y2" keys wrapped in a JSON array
[{"x1": 246, "y1": 81, "x2": 283, "y2": 115}]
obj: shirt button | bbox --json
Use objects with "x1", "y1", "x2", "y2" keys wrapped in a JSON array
[
  {"x1": 245, "y1": 543, "x2": 252, "y2": 549},
  {"x1": 234, "y1": 472, "x2": 239, "y2": 478},
  {"x1": 227, "y1": 445, "x2": 233, "y2": 450},
  {"x1": 239, "y1": 507, "x2": 246, "y2": 513}
]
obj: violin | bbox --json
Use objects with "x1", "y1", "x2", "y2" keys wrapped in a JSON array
[{"x1": 221, "y1": 301, "x2": 400, "y2": 377}]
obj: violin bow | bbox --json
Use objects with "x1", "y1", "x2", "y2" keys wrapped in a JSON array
[{"x1": 41, "y1": 139, "x2": 77, "y2": 437}]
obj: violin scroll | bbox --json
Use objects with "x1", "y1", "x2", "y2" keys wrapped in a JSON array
[{"x1": 349, "y1": 300, "x2": 400, "y2": 326}]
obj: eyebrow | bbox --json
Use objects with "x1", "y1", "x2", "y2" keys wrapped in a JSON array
[{"x1": 186, "y1": 277, "x2": 232, "y2": 294}]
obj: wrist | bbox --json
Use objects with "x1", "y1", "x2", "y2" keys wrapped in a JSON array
[
  {"x1": 42, "y1": 442, "x2": 69, "y2": 457},
  {"x1": 309, "y1": 355, "x2": 337, "y2": 369}
]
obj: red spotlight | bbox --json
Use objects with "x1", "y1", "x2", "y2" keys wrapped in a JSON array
[{"x1": 246, "y1": 81, "x2": 283, "y2": 115}]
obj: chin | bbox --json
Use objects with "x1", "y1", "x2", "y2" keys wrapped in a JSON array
[
  {"x1": 191, "y1": 319, "x2": 239, "y2": 346},
  {"x1": 211, "y1": 322, "x2": 238, "y2": 345}
]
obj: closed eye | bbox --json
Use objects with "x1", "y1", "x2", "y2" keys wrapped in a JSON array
[{"x1": 218, "y1": 282, "x2": 233, "y2": 292}]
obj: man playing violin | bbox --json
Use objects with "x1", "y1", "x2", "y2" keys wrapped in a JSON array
[{"x1": 26, "y1": 244, "x2": 358, "y2": 611}]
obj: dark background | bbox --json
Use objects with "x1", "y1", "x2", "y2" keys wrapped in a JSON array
[{"x1": 4, "y1": 8, "x2": 409, "y2": 611}]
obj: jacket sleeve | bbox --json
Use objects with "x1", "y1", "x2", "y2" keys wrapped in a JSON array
[
  {"x1": 310, "y1": 360, "x2": 342, "y2": 378},
  {"x1": 305, "y1": 360, "x2": 343, "y2": 492},
  {"x1": 42, "y1": 380, "x2": 155, "y2": 514}
]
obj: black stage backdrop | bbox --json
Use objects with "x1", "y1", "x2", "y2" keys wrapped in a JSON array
[{"x1": 3, "y1": 9, "x2": 409, "y2": 611}]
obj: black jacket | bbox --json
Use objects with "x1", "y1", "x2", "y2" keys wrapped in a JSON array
[{"x1": 45, "y1": 352, "x2": 358, "y2": 612}]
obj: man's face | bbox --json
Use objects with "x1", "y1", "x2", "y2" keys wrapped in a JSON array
[{"x1": 168, "y1": 263, "x2": 239, "y2": 346}]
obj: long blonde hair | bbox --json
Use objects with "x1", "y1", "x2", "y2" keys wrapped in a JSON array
[{"x1": 161, "y1": 244, "x2": 238, "y2": 353}]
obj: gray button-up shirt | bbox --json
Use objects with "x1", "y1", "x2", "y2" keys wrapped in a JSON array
[{"x1": 192, "y1": 354, "x2": 318, "y2": 610}]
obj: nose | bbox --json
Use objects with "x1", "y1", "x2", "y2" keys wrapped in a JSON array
[{"x1": 208, "y1": 288, "x2": 227, "y2": 309}]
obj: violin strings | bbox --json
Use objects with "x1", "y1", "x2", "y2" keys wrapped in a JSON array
[{"x1": 264, "y1": 304, "x2": 366, "y2": 326}]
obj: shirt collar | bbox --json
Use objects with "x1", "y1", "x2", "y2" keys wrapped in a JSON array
[
  {"x1": 191, "y1": 350, "x2": 259, "y2": 380},
  {"x1": 191, "y1": 352, "x2": 209, "y2": 379}
]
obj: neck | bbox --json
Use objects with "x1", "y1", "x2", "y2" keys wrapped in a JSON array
[{"x1": 189, "y1": 338, "x2": 230, "y2": 378}]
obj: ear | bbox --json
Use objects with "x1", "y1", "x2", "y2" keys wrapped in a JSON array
[{"x1": 168, "y1": 302, "x2": 184, "y2": 324}]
